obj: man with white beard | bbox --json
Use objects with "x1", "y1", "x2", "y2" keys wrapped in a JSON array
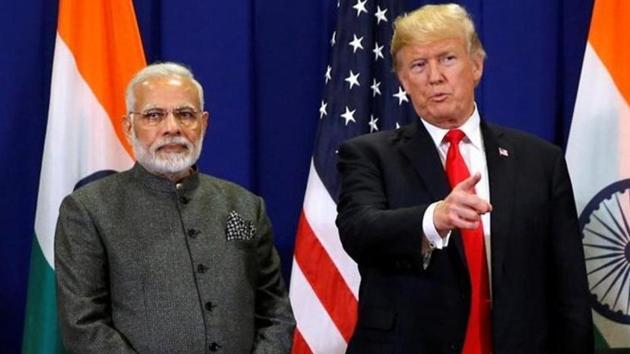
[{"x1": 54, "y1": 62, "x2": 295, "y2": 354}]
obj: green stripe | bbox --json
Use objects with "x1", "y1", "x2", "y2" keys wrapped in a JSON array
[
  {"x1": 22, "y1": 235, "x2": 66, "y2": 354},
  {"x1": 594, "y1": 321, "x2": 610, "y2": 349}
]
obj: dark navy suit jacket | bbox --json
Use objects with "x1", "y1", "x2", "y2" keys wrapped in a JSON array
[{"x1": 336, "y1": 120, "x2": 593, "y2": 354}]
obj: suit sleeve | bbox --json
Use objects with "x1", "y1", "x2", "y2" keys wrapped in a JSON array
[
  {"x1": 54, "y1": 195, "x2": 137, "y2": 354},
  {"x1": 252, "y1": 198, "x2": 296, "y2": 354},
  {"x1": 336, "y1": 139, "x2": 428, "y2": 264},
  {"x1": 548, "y1": 153, "x2": 594, "y2": 353}
]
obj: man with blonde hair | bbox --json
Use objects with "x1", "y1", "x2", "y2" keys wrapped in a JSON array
[
  {"x1": 55, "y1": 62, "x2": 295, "y2": 353},
  {"x1": 336, "y1": 4, "x2": 592, "y2": 354}
]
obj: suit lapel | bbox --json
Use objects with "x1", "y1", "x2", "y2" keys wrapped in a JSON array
[
  {"x1": 397, "y1": 120, "x2": 516, "y2": 288},
  {"x1": 398, "y1": 121, "x2": 450, "y2": 201},
  {"x1": 481, "y1": 121, "x2": 515, "y2": 287},
  {"x1": 398, "y1": 121, "x2": 467, "y2": 265}
]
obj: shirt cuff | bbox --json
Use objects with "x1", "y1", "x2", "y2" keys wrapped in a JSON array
[{"x1": 422, "y1": 202, "x2": 452, "y2": 249}]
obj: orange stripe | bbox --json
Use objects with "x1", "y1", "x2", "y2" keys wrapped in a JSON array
[
  {"x1": 293, "y1": 211, "x2": 358, "y2": 342},
  {"x1": 291, "y1": 329, "x2": 314, "y2": 354},
  {"x1": 588, "y1": 0, "x2": 630, "y2": 105},
  {"x1": 57, "y1": 0, "x2": 146, "y2": 158}
]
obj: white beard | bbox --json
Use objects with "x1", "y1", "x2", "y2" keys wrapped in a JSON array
[{"x1": 132, "y1": 131, "x2": 203, "y2": 176}]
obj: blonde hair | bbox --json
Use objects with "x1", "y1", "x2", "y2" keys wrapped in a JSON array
[{"x1": 391, "y1": 3, "x2": 486, "y2": 70}]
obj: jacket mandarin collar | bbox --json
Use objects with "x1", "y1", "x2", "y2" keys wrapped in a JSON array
[{"x1": 132, "y1": 162, "x2": 200, "y2": 193}]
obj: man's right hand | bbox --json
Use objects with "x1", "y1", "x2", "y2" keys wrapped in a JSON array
[{"x1": 433, "y1": 172, "x2": 492, "y2": 237}]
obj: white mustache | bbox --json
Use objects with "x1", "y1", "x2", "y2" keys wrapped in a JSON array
[{"x1": 151, "y1": 136, "x2": 193, "y2": 153}]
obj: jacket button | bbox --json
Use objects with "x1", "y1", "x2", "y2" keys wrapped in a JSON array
[
  {"x1": 209, "y1": 342, "x2": 221, "y2": 351},
  {"x1": 180, "y1": 196, "x2": 189, "y2": 204},
  {"x1": 188, "y1": 229, "x2": 199, "y2": 238},
  {"x1": 205, "y1": 301, "x2": 216, "y2": 311},
  {"x1": 197, "y1": 264, "x2": 208, "y2": 273}
]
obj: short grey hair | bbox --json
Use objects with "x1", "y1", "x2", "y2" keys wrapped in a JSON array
[{"x1": 125, "y1": 62, "x2": 205, "y2": 113}]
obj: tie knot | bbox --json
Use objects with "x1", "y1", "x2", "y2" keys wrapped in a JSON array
[{"x1": 445, "y1": 129, "x2": 466, "y2": 145}]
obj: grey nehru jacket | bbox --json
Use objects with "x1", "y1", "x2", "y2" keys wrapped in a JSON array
[{"x1": 55, "y1": 163, "x2": 295, "y2": 354}]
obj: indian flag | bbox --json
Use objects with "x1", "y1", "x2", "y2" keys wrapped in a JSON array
[
  {"x1": 21, "y1": 1, "x2": 145, "y2": 352},
  {"x1": 566, "y1": 0, "x2": 630, "y2": 350}
]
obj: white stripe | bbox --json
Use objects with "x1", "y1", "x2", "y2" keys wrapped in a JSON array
[
  {"x1": 289, "y1": 260, "x2": 348, "y2": 354},
  {"x1": 566, "y1": 43, "x2": 627, "y2": 213},
  {"x1": 34, "y1": 34, "x2": 133, "y2": 268},
  {"x1": 593, "y1": 311, "x2": 630, "y2": 348},
  {"x1": 302, "y1": 160, "x2": 361, "y2": 298},
  {"x1": 567, "y1": 43, "x2": 630, "y2": 347}
]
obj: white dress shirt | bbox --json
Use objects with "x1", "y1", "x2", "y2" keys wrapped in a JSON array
[{"x1": 419, "y1": 106, "x2": 492, "y2": 283}]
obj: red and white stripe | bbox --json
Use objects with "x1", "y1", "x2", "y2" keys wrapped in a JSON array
[{"x1": 289, "y1": 160, "x2": 361, "y2": 353}]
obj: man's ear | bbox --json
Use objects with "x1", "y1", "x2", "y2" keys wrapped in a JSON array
[
  {"x1": 396, "y1": 69, "x2": 410, "y2": 94},
  {"x1": 392, "y1": 53, "x2": 409, "y2": 92},
  {"x1": 122, "y1": 115, "x2": 133, "y2": 145},
  {"x1": 201, "y1": 111, "x2": 210, "y2": 132},
  {"x1": 471, "y1": 52, "x2": 484, "y2": 86}
]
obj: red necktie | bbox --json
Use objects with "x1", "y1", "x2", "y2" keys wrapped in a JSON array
[{"x1": 444, "y1": 129, "x2": 492, "y2": 354}]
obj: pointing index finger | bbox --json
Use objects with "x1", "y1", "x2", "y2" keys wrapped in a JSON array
[{"x1": 455, "y1": 172, "x2": 482, "y2": 192}]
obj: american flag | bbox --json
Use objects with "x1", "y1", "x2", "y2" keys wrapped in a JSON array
[{"x1": 289, "y1": 0, "x2": 416, "y2": 352}]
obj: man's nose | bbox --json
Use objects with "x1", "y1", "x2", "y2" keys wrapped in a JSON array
[
  {"x1": 163, "y1": 111, "x2": 181, "y2": 133},
  {"x1": 428, "y1": 61, "x2": 444, "y2": 84}
]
